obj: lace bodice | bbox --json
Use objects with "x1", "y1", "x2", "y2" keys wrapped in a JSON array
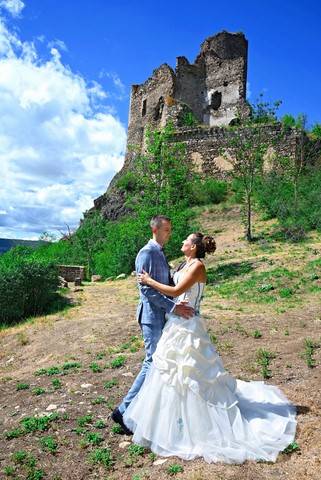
[{"x1": 173, "y1": 265, "x2": 205, "y2": 314}]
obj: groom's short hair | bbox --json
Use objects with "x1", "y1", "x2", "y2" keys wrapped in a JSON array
[{"x1": 150, "y1": 215, "x2": 171, "y2": 229}]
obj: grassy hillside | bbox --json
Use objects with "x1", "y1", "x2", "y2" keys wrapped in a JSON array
[{"x1": 0, "y1": 203, "x2": 320, "y2": 480}]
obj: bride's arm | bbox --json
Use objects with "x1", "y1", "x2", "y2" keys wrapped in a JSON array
[{"x1": 138, "y1": 262, "x2": 205, "y2": 297}]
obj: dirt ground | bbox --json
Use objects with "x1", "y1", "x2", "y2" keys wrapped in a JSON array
[{"x1": 1, "y1": 207, "x2": 321, "y2": 480}]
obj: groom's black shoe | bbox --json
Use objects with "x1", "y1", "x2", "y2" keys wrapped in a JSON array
[{"x1": 111, "y1": 407, "x2": 132, "y2": 435}]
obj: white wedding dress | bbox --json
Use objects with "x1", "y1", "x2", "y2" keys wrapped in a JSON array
[{"x1": 123, "y1": 268, "x2": 297, "y2": 464}]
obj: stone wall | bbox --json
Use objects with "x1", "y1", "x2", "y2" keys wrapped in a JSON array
[
  {"x1": 58, "y1": 265, "x2": 86, "y2": 282},
  {"x1": 170, "y1": 123, "x2": 302, "y2": 178}
]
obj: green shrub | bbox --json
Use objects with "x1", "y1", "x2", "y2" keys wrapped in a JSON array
[
  {"x1": 191, "y1": 178, "x2": 228, "y2": 206},
  {"x1": 311, "y1": 123, "x2": 321, "y2": 139},
  {"x1": 0, "y1": 249, "x2": 59, "y2": 325},
  {"x1": 116, "y1": 171, "x2": 139, "y2": 192},
  {"x1": 182, "y1": 111, "x2": 198, "y2": 127}
]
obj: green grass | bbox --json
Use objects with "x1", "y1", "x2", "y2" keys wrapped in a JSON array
[
  {"x1": 5, "y1": 428, "x2": 24, "y2": 439},
  {"x1": 94, "y1": 419, "x2": 106, "y2": 429},
  {"x1": 26, "y1": 468, "x2": 45, "y2": 480},
  {"x1": 21, "y1": 413, "x2": 60, "y2": 433},
  {"x1": 95, "y1": 351, "x2": 106, "y2": 359},
  {"x1": 34, "y1": 362, "x2": 81, "y2": 377},
  {"x1": 7, "y1": 451, "x2": 45, "y2": 480},
  {"x1": 77, "y1": 414, "x2": 93, "y2": 427},
  {"x1": 256, "y1": 348, "x2": 276, "y2": 378},
  {"x1": 128, "y1": 444, "x2": 145, "y2": 457},
  {"x1": 88, "y1": 448, "x2": 113, "y2": 469},
  {"x1": 34, "y1": 366, "x2": 60, "y2": 376},
  {"x1": 39, "y1": 436, "x2": 58, "y2": 454},
  {"x1": 104, "y1": 378, "x2": 118, "y2": 389},
  {"x1": 32, "y1": 387, "x2": 46, "y2": 396},
  {"x1": 85, "y1": 432, "x2": 104, "y2": 446},
  {"x1": 89, "y1": 362, "x2": 103, "y2": 373},
  {"x1": 16, "y1": 382, "x2": 30, "y2": 391},
  {"x1": 3, "y1": 465, "x2": 16, "y2": 476},
  {"x1": 111, "y1": 424, "x2": 123, "y2": 434},
  {"x1": 91, "y1": 395, "x2": 107, "y2": 405},
  {"x1": 107, "y1": 336, "x2": 143, "y2": 354},
  {"x1": 12, "y1": 450, "x2": 28, "y2": 464},
  {"x1": 252, "y1": 329, "x2": 262, "y2": 338},
  {"x1": 302, "y1": 338, "x2": 319, "y2": 368},
  {"x1": 51, "y1": 378, "x2": 62, "y2": 389},
  {"x1": 62, "y1": 361, "x2": 82, "y2": 371},
  {"x1": 108, "y1": 355, "x2": 126, "y2": 369},
  {"x1": 207, "y1": 265, "x2": 302, "y2": 308},
  {"x1": 5, "y1": 414, "x2": 61, "y2": 439},
  {"x1": 282, "y1": 441, "x2": 300, "y2": 454},
  {"x1": 207, "y1": 261, "x2": 254, "y2": 284},
  {"x1": 167, "y1": 463, "x2": 184, "y2": 475}
]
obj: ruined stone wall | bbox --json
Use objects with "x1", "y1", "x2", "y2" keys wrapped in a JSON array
[
  {"x1": 125, "y1": 31, "x2": 250, "y2": 164},
  {"x1": 175, "y1": 57, "x2": 205, "y2": 121},
  {"x1": 58, "y1": 265, "x2": 86, "y2": 282},
  {"x1": 170, "y1": 124, "x2": 301, "y2": 178},
  {"x1": 196, "y1": 32, "x2": 249, "y2": 126},
  {"x1": 125, "y1": 64, "x2": 175, "y2": 169}
]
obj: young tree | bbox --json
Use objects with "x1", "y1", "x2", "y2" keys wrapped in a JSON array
[
  {"x1": 133, "y1": 122, "x2": 192, "y2": 211},
  {"x1": 223, "y1": 127, "x2": 268, "y2": 241}
]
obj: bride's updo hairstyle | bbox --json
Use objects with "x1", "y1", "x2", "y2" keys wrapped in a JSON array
[{"x1": 191, "y1": 232, "x2": 216, "y2": 259}]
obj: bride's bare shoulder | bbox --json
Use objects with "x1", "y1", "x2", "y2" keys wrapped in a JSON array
[{"x1": 189, "y1": 260, "x2": 206, "y2": 280}]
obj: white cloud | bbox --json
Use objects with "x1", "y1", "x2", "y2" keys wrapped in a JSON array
[
  {"x1": 47, "y1": 39, "x2": 68, "y2": 52},
  {"x1": 0, "y1": 0, "x2": 24, "y2": 17},
  {"x1": 0, "y1": 15, "x2": 127, "y2": 240},
  {"x1": 99, "y1": 69, "x2": 127, "y2": 100}
]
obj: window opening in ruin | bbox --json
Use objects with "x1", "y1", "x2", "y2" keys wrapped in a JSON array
[
  {"x1": 142, "y1": 99, "x2": 147, "y2": 117},
  {"x1": 210, "y1": 91, "x2": 222, "y2": 110},
  {"x1": 153, "y1": 96, "x2": 164, "y2": 121}
]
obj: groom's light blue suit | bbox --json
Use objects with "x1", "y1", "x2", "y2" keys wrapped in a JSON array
[{"x1": 118, "y1": 239, "x2": 175, "y2": 414}]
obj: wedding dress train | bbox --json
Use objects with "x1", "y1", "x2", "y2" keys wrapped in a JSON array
[{"x1": 123, "y1": 269, "x2": 297, "y2": 464}]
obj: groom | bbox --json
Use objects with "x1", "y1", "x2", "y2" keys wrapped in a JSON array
[{"x1": 111, "y1": 215, "x2": 194, "y2": 434}]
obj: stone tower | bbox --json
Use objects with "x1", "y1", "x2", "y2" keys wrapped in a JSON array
[
  {"x1": 90, "y1": 30, "x2": 315, "y2": 221},
  {"x1": 125, "y1": 31, "x2": 249, "y2": 166}
]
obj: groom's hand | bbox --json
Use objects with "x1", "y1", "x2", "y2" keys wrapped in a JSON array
[{"x1": 174, "y1": 300, "x2": 194, "y2": 319}]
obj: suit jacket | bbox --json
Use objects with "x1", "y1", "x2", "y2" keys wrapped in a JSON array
[{"x1": 135, "y1": 240, "x2": 175, "y2": 327}]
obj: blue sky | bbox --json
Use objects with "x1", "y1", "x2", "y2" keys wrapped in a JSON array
[{"x1": 0, "y1": 0, "x2": 320, "y2": 239}]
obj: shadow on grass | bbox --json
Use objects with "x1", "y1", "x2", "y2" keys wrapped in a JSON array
[
  {"x1": 0, "y1": 291, "x2": 75, "y2": 331},
  {"x1": 207, "y1": 261, "x2": 254, "y2": 285}
]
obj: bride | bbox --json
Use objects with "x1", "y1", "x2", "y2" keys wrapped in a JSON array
[{"x1": 123, "y1": 232, "x2": 297, "y2": 464}]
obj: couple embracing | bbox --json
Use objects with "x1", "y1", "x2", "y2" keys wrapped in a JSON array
[{"x1": 112, "y1": 215, "x2": 297, "y2": 464}]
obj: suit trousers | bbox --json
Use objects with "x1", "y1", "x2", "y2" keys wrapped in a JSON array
[{"x1": 118, "y1": 323, "x2": 163, "y2": 414}]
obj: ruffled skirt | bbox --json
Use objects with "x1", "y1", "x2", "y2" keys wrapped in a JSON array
[{"x1": 123, "y1": 314, "x2": 297, "y2": 464}]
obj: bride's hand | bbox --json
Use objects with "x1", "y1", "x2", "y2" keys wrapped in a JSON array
[{"x1": 137, "y1": 269, "x2": 152, "y2": 285}]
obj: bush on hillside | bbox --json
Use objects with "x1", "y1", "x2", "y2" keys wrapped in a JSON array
[
  {"x1": 0, "y1": 249, "x2": 59, "y2": 324},
  {"x1": 255, "y1": 168, "x2": 321, "y2": 239},
  {"x1": 93, "y1": 207, "x2": 194, "y2": 278},
  {"x1": 190, "y1": 178, "x2": 228, "y2": 206}
]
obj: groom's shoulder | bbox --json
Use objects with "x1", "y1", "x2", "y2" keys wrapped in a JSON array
[{"x1": 136, "y1": 242, "x2": 156, "y2": 260}]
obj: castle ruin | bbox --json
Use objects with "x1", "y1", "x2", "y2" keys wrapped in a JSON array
[
  {"x1": 91, "y1": 31, "x2": 314, "y2": 221},
  {"x1": 125, "y1": 31, "x2": 250, "y2": 167}
]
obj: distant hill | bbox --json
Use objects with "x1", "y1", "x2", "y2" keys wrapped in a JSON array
[{"x1": 0, "y1": 238, "x2": 44, "y2": 255}]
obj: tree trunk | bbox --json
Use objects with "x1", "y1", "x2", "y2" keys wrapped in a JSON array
[{"x1": 246, "y1": 192, "x2": 252, "y2": 242}]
